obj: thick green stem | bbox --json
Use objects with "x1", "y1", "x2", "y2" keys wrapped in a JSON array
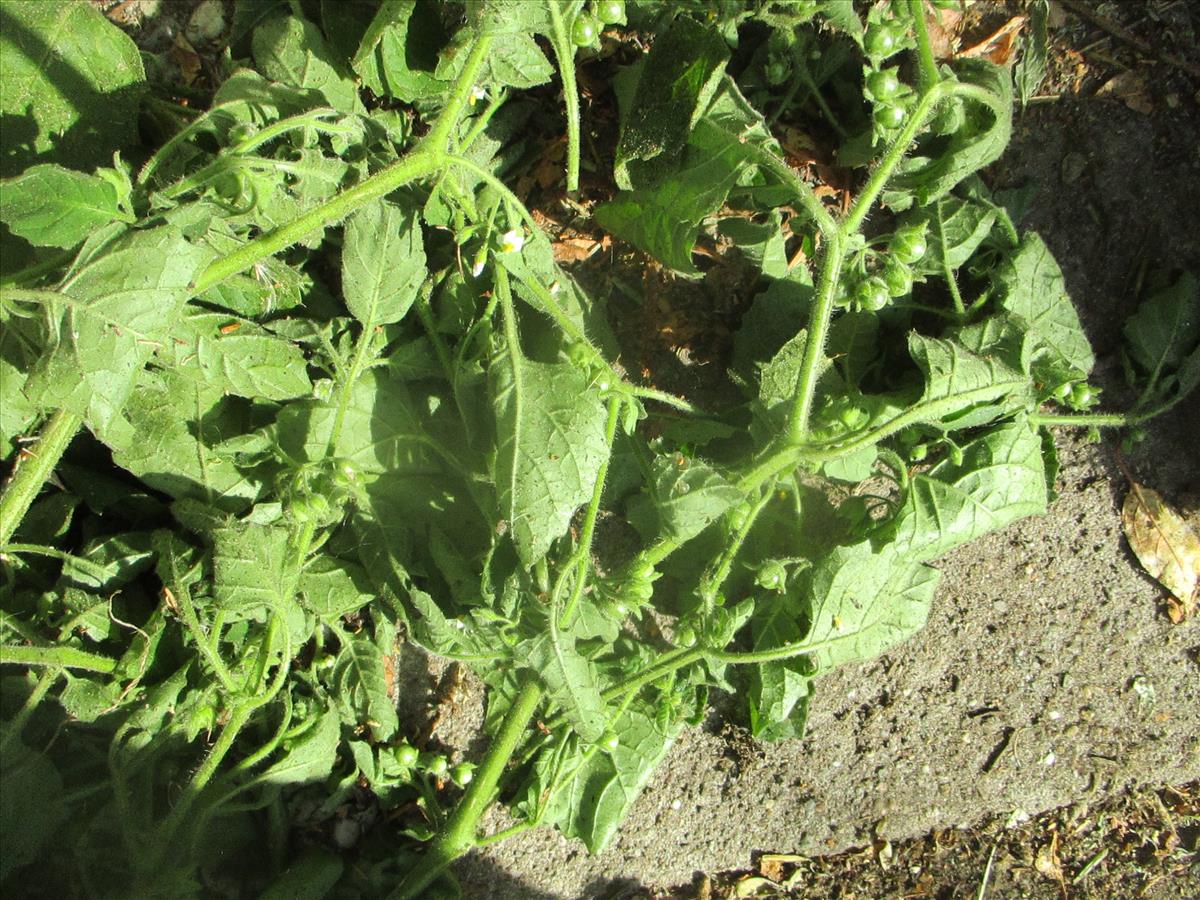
[
  {"x1": 0, "y1": 409, "x2": 80, "y2": 546},
  {"x1": 0, "y1": 642, "x2": 116, "y2": 674},
  {"x1": 909, "y1": 0, "x2": 941, "y2": 94},
  {"x1": 390, "y1": 680, "x2": 543, "y2": 900},
  {"x1": 548, "y1": 1, "x2": 582, "y2": 192},
  {"x1": 422, "y1": 34, "x2": 496, "y2": 153},
  {"x1": 786, "y1": 236, "x2": 844, "y2": 442},
  {"x1": 1029, "y1": 412, "x2": 1138, "y2": 428}
]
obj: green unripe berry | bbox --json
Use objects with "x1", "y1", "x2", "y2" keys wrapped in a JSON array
[
  {"x1": 595, "y1": 0, "x2": 625, "y2": 24},
  {"x1": 908, "y1": 442, "x2": 929, "y2": 462},
  {"x1": 450, "y1": 763, "x2": 475, "y2": 786},
  {"x1": 424, "y1": 754, "x2": 449, "y2": 778},
  {"x1": 864, "y1": 25, "x2": 898, "y2": 58},
  {"x1": 874, "y1": 103, "x2": 906, "y2": 130},
  {"x1": 600, "y1": 731, "x2": 619, "y2": 751},
  {"x1": 675, "y1": 624, "x2": 697, "y2": 647},
  {"x1": 889, "y1": 225, "x2": 927, "y2": 264},
  {"x1": 866, "y1": 68, "x2": 901, "y2": 100},
  {"x1": 393, "y1": 743, "x2": 419, "y2": 768},
  {"x1": 572, "y1": 13, "x2": 599, "y2": 45},
  {"x1": 855, "y1": 276, "x2": 891, "y2": 312}
]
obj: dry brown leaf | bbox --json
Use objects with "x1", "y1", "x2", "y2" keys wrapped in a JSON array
[
  {"x1": 1096, "y1": 71, "x2": 1155, "y2": 115},
  {"x1": 170, "y1": 33, "x2": 202, "y2": 86},
  {"x1": 1122, "y1": 480, "x2": 1200, "y2": 623},
  {"x1": 551, "y1": 236, "x2": 605, "y2": 263},
  {"x1": 925, "y1": 6, "x2": 964, "y2": 59},
  {"x1": 958, "y1": 16, "x2": 1026, "y2": 65}
]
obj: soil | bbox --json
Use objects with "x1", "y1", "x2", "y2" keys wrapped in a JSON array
[{"x1": 93, "y1": 1, "x2": 1200, "y2": 897}]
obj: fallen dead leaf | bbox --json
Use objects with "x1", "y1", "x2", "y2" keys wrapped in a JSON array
[
  {"x1": 958, "y1": 16, "x2": 1026, "y2": 65},
  {"x1": 1121, "y1": 479, "x2": 1200, "y2": 622},
  {"x1": 925, "y1": 5, "x2": 964, "y2": 59},
  {"x1": 552, "y1": 235, "x2": 608, "y2": 263},
  {"x1": 170, "y1": 33, "x2": 202, "y2": 86},
  {"x1": 1096, "y1": 71, "x2": 1155, "y2": 115}
]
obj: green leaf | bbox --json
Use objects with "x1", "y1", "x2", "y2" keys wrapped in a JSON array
[
  {"x1": 213, "y1": 521, "x2": 293, "y2": 615},
  {"x1": 906, "y1": 333, "x2": 1031, "y2": 429},
  {"x1": 521, "y1": 628, "x2": 607, "y2": 744},
  {"x1": 800, "y1": 541, "x2": 939, "y2": 673},
  {"x1": 994, "y1": 232, "x2": 1095, "y2": 384},
  {"x1": 906, "y1": 195, "x2": 997, "y2": 275},
  {"x1": 490, "y1": 358, "x2": 608, "y2": 566},
  {"x1": 0, "y1": 311, "x2": 40, "y2": 457},
  {"x1": 598, "y1": 75, "x2": 777, "y2": 273},
  {"x1": 259, "y1": 852, "x2": 344, "y2": 900},
  {"x1": 0, "y1": 742, "x2": 67, "y2": 881},
  {"x1": 333, "y1": 620, "x2": 399, "y2": 742},
  {"x1": 22, "y1": 226, "x2": 212, "y2": 435},
  {"x1": 160, "y1": 311, "x2": 312, "y2": 401},
  {"x1": 252, "y1": 15, "x2": 359, "y2": 113},
  {"x1": 818, "y1": 0, "x2": 864, "y2": 42},
  {"x1": 0, "y1": 165, "x2": 129, "y2": 249},
  {"x1": 342, "y1": 199, "x2": 426, "y2": 327},
  {"x1": 883, "y1": 419, "x2": 1048, "y2": 562},
  {"x1": 1015, "y1": 0, "x2": 1049, "y2": 108},
  {"x1": 1123, "y1": 273, "x2": 1200, "y2": 403},
  {"x1": 0, "y1": 1, "x2": 145, "y2": 176},
  {"x1": 300, "y1": 558, "x2": 375, "y2": 620},
  {"x1": 883, "y1": 60, "x2": 1013, "y2": 211},
  {"x1": 435, "y1": 31, "x2": 553, "y2": 90},
  {"x1": 541, "y1": 707, "x2": 680, "y2": 853},
  {"x1": 612, "y1": 17, "x2": 729, "y2": 190},
  {"x1": 260, "y1": 704, "x2": 341, "y2": 785},
  {"x1": 747, "y1": 588, "x2": 813, "y2": 741},
  {"x1": 277, "y1": 371, "x2": 438, "y2": 475},
  {"x1": 107, "y1": 370, "x2": 260, "y2": 509},
  {"x1": 626, "y1": 454, "x2": 742, "y2": 546}
]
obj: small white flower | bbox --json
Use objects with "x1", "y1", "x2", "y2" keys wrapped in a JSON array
[
  {"x1": 498, "y1": 228, "x2": 525, "y2": 253},
  {"x1": 548, "y1": 279, "x2": 561, "y2": 295},
  {"x1": 472, "y1": 256, "x2": 487, "y2": 278},
  {"x1": 469, "y1": 85, "x2": 487, "y2": 105}
]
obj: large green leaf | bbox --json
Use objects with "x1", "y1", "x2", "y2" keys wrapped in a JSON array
[
  {"x1": 882, "y1": 60, "x2": 1013, "y2": 210},
  {"x1": 747, "y1": 589, "x2": 814, "y2": 742},
  {"x1": 489, "y1": 358, "x2": 608, "y2": 566},
  {"x1": 0, "y1": 164, "x2": 130, "y2": 249},
  {"x1": 994, "y1": 233, "x2": 1094, "y2": 384},
  {"x1": 353, "y1": 0, "x2": 448, "y2": 102},
  {"x1": 107, "y1": 370, "x2": 260, "y2": 509},
  {"x1": 626, "y1": 454, "x2": 742, "y2": 547},
  {"x1": 1123, "y1": 273, "x2": 1200, "y2": 406},
  {"x1": 0, "y1": 1, "x2": 145, "y2": 176},
  {"x1": 882, "y1": 419, "x2": 1048, "y2": 563},
  {"x1": 212, "y1": 521, "x2": 293, "y2": 616},
  {"x1": 906, "y1": 333, "x2": 1031, "y2": 429},
  {"x1": 906, "y1": 195, "x2": 997, "y2": 275},
  {"x1": 252, "y1": 15, "x2": 359, "y2": 113},
  {"x1": 333, "y1": 619, "x2": 399, "y2": 742},
  {"x1": 260, "y1": 705, "x2": 341, "y2": 786},
  {"x1": 342, "y1": 199, "x2": 426, "y2": 327},
  {"x1": 22, "y1": 226, "x2": 212, "y2": 435},
  {"x1": 0, "y1": 742, "x2": 67, "y2": 880},
  {"x1": 520, "y1": 628, "x2": 607, "y2": 744},
  {"x1": 159, "y1": 311, "x2": 312, "y2": 402},
  {"x1": 540, "y1": 708, "x2": 680, "y2": 854},
  {"x1": 612, "y1": 16, "x2": 729, "y2": 190},
  {"x1": 800, "y1": 541, "x2": 939, "y2": 673}
]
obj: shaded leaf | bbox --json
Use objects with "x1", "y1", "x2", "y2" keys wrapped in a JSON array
[
  {"x1": 333, "y1": 621, "x2": 399, "y2": 741},
  {"x1": 260, "y1": 705, "x2": 340, "y2": 785},
  {"x1": 490, "y1": 358, "x2": 608, "y2": 566},
  {"x1": 342, "y1": 199, "x2": 426, "y2": 327},
  {"x1": 627, "y1": 454, "x2": 742, "y2": 547},
  {"x1": 213, "y1": 521, "x2": 293, "y2": 615},
  {"x1": 252, "y1": 15, "x2": 358, "y2": 112},
  {"x1": 521, "y1": 628, "x2": 607, "y2": 743},
  {"x1": 883, "y1": 419, "x2": 1048, "y2": 562},
  {"x1": 0, "y1": 1, "x2": 144, "y2": 176},
  {"x1": 0, "y1": 165, "x2": 129, "y2": 249}
]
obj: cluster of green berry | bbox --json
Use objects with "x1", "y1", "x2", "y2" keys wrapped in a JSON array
[
  {"x1": 570, "y1": 0, "x2": 626, "y2": 46},
  {"x1": 862, "y1": 8, "x2": 914, "y2": 132},
  {"x1": 390, "y1": 742, "x2": 476, "y2": 788},
  {"x1": 840, "y1": 222, "x2": 928, "y2": 312}
]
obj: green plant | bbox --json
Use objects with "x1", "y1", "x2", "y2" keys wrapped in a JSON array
[{"x1": 1, "y1": 1, "x2": 1197, "y2": 898}]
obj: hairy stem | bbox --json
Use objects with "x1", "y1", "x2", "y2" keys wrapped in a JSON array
[
  {"x1": 909, "y1": 0, "x2": 941, "y2": 94},
  {"x1": 389, "y1": 680, "x2": 543, "y2": 900},
  {"x1": 548, "y1": 1, "x2": 582, "y2": 192},
  {"x1": 0, "y1": 409, "x2": 80, "y2": 546},
  {"x1": 0, "y1": 643, "x2": 117, "y2": 673}
]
